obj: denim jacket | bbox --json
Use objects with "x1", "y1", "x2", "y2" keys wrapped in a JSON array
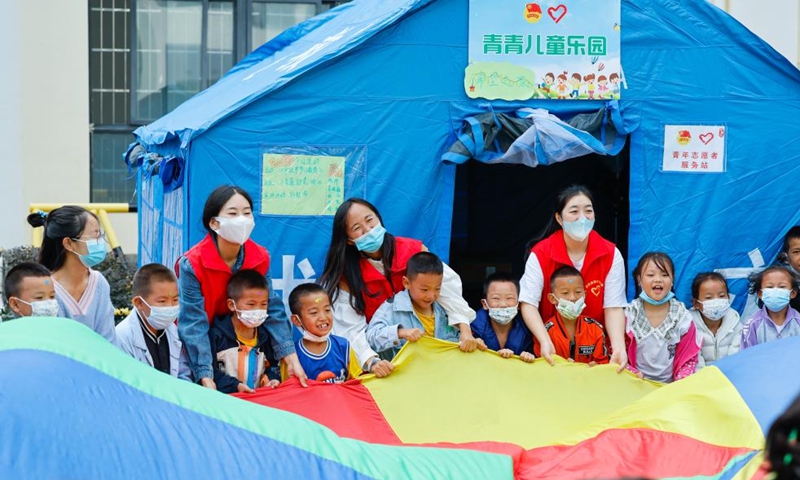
[
  {"x1": 177, "y1": 252, "x2": 294, "y2": 381},
  {"x1": 366, "y1": 290, "x2": 460, "y2": 357}
]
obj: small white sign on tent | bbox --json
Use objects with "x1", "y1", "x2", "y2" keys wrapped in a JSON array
[{"x1": 662, "y1": 125, "x2": 727, "y2": 173}]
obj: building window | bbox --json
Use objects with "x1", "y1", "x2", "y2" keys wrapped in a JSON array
[
  {"x1": 132, "y1": 0, "x2": 212, "y2": 122},
  {"x1": 90, "y1": 0, "x2": 348, "y2": 202},
  {"x1": 251, "y1": 2, "x2": 317, "y2": 48},
  {"x1": 89, "y1": 0, "x2": 137, "y2": 204},
  {"x1": 208, "y1": 1, "x2": 236, "y2": 84}
]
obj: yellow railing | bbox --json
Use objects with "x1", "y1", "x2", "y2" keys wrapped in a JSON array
[{"x1": 29, "y1": 203, "x2": 132, "y2": 257}]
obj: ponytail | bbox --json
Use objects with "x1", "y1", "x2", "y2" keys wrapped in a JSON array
[{"x1": 28, "y1": 206, "x2": 96, "y2": 271}]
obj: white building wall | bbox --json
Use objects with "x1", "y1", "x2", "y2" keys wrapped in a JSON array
[
  {"x1": 0, "y1": 0, "x2": 26, "y2": 250},
  {"x1": 710, "y1": 0, "x2": 800, "y2": 66},
  {"x1": 0, "y1": 0, "x2": 138, "y2": 255}
]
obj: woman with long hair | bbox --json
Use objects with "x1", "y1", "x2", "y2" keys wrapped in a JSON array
[
  {"x1": 519, "y1": 185, "x2": 628, "y2": 369},
  {"x1": 319, "y1": 198, "x2": 480, "y2": 376},
  {"x1": 27, "y1": 206, "x2": 116, "y2": 343},
  {"x1": 176, "y1": 185, "x2": 306, "y2": 389}
]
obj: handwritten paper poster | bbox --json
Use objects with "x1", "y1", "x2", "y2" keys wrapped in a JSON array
[
  {"x1": 261, "y1": 154, "x2": 345, "y2": 216},
  {"x1": 662, "y1": 125, "x2": 726, "y2": 173}
]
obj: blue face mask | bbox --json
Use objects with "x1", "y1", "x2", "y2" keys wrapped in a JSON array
[
  {"x1": 562, "y1": 216, "x2": 595, "y2": 242},
  {"x1": 353, "y1": 224, "x2": 386, "y2": 254},
  {"x1": 639, "y1": 290, "x2": 675, "y2": 306},
  {"x1": 761, "y1": 288, "x2": 792, "y2": 312},
  {"x1": 74, "y1": 239, "x2": 107, "y2": 268}
]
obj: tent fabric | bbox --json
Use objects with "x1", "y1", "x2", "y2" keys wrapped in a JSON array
[
  {"x1": 227, "y1": 3, "x2": 358, "y2": 77},
  {"x1": 442, "y1": 103, "x2": 627, "y2": 166},
  {"x1": 132, "y1": 0, "x2": 800, "y2": 316},
  {"x1": 4, "y1": 318, "x2": 799, "y2": 479},
  {"x1": 133, "y1": 0, "x2": 436, "y2": 152}
]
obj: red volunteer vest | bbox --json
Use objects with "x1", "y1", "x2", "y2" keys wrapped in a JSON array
[
  {"x1": 532, "y1": 230, "x2": 616, "y2": 328},
  {"x1": 359, "y1": 237, "x2": 424, "y2": 322},
  {"x1": 182, "y1": 234, "x2": 270, "y2": 323}
]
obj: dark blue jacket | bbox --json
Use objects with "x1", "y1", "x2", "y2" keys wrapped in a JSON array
[{"x1": 470, "y1": 309, "x2": 532, "y2": 355}]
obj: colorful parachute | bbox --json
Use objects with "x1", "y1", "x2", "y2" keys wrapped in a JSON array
[{"x1": 2, "y1": 318, "x2": 799, "y2": 479}]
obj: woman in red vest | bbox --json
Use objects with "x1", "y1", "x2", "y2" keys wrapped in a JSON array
[
  {"x1": 177, "y1": 186, "x2": 306, "y2": 390},
  {"x1": 519, "y1": 185, "x2": 629, "y2": 370},
  {"x1": 320, "y1": 198, "x2": 480, "y2": 377}
]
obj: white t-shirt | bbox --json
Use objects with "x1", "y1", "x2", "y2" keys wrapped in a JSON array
[{"x1": 519, "y1": 247, "x2": 627, "y2": 309}]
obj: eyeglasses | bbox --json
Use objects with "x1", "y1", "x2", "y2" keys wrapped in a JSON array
[{"x1": 72, "y1": 232, "x2": 108, "y2": 242}]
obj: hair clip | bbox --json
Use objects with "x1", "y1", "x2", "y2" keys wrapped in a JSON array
[{"x1": 36, "y1": 210, "x2": 48, "y2": 219}]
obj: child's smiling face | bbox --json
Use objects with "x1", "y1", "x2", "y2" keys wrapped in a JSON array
[
  {"x1": 482, "y1": 281, "x2": 519, "y2": 310},
  {"x1": 638, "y1": 260, "x2": 673, "y2": 301},
  {"x1": 403, "y1": 272, "x2": 443, "y2": 312},
  {"x1": 293, "y1": 293, "x2": 333, "y2": 338}
]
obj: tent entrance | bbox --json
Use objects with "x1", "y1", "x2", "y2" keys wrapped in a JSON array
[{"x1": 449, "y1": 146, "x2": 629, "y2": 309}]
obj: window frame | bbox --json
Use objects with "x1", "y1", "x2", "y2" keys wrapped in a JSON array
[
  {"x1": 129, "y1": 0, "x2": 324, "y2": 124},
  {"x1": 92, "y1": 0, "x2": 342, "y2": 203},
  {"x1": 88, "y1": 0, "x2": 138, "y2": 204},
  {"x1": 130, "y1": 0, "x2": 213, "y2": 124}
]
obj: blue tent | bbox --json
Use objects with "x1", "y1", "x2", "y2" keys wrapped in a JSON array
[{"x1": 130, "y1": 0, "x2": 800, "y2": 311}]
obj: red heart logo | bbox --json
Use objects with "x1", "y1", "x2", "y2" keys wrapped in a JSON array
[
  {"x1": 591, "y1": 285, "x2": 602, "y2": 297},
  {"x1": 699, "y1": 132, "x2": 714, "y2": 145},
  {"x1": 548, "y1": 4, "x2": 567, "y2": 23}
]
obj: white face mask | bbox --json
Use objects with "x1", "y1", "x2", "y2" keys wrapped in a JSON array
[
  {"x1": 14, "y1": 298, "x2": 59, "y2": 317},
  {"x1": 699, "y1": 298, "x2": 730, "y2": 321},
  {"x1": 138, "y1": 298, "x2": 179, "y2": 331},
  {"x1": 554, "y1": 296, "x2": 586, "y2": 321},
  {"x1": 236, "y1": 308, "x2": 268, "y2": 328},
  {"x1": 302, "y1": 328, "x2": 330, "y2": 343},
  {"x1": 488, "y1": 305, "x2": 518, "y2": 325},
  {"x1": 213, "y1": 215, "x2": 255, "y2": 245}
]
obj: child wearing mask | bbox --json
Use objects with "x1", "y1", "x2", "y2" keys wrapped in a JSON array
[
  {"x1": 366, "y1": 252, "x2": 475, "y2": 358},
  {"x1": 626, "y1": 252, "x2": 701, "y2": 383},
  {"x1": 534, "y1": 266, "x2": 609, "y2": 365},
  {"x1": 116, "y1": 264, "x2": 191, "y2": 380},
  {"x1": 26, "y1": 207, "x2": 116, "y2": 343},
  {"x1": 3, "y1": 262, "x2": 59, "y2": 318},
  {"x1": 741, "y1": 265, "x2": 800, "y2": 349},
  {"x1": 689, "y1": 272, "x2": 741, "y2": 367},
  {"x1": 471, "y1": 272, "x2": 534, "y2": 362},
  {"x1": 289, "y1": 283, "x2": 351, "y2": 383},
  {"x1": 210, "y1": 269, "x2": 280, "y2": 393}
]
